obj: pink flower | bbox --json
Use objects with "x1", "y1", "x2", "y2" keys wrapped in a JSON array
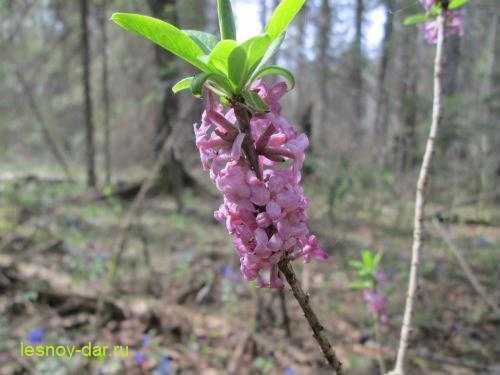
[
  {"x1": 363, "y1": 290, "x2": 389, "y2": 323},
  {"x1": 420, "y1": 0, "x2": 436, "y2": 11},
  {"x1": 422, "y1": 9, "x2": 464, "y2": 44},
  {"x1": 193, "y1": 81, "x2": 329, "y2": 288},
  {"x1": 302, "y1": 235, "x2": 328, "y2": 262}
]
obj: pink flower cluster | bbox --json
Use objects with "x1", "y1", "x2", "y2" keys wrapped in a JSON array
[
  {"x1": 363, "y1": 271, "x2": 389, "y2": 323},
  {"x1": 419, "y1": 0, "x2": 464, "y2": 44},
  {"x1": 363, "y1": 290, "x2": 389, "y2": 323},
  {"x1": 193, "y1": 81, "x2": 328, "y2": 288}
]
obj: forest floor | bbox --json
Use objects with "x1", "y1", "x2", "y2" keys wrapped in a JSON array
[{"x1": 0, "y1": 167, "x2": 499, "y2": 375}]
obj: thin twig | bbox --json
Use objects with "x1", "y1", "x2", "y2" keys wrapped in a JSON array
[
  {"x1": 374, "y1": 319, "x2": 386, "y2": 375},
  {"x1": 15, "y1": 69, "x2": 74, "y2": 181},
  {"x1": 279, "y1": 260, "x2": 343, "y2": 373},
  {"x1": 232, "y1": 101, "x2": 343, "y2": 373},
  {"x1": 387, "y1": 10, "x2": 447, "y2": 375},
  {"x1": 432, "y1": 219, "x2": 500, "y2": 316}
]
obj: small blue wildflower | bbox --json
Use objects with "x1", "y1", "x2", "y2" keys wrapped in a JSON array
[
  {"x1": 26, "y1": 328, "x2": 44, "y2": 344},
  {"x1": 284, "y1": 368, "x2": 295, "y2": 375},
  {"x1": 220, "y1": 265, "x2": 241, "y2": 282},
  {"x1": 154, "y1": 357, "x2": 172, "y2": 375},
  {"x1": 134, "y1": 351, "x2": 146, "y2": 365},
  {"x1": 142, "y1": 334, "x2": 152, "y2": 348}
]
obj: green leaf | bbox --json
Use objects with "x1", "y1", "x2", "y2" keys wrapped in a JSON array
[
  {"x1": 362, "y1": 250, "x2": 374, "y2": 270},
  {"x1": 111, "y1": 13, "x2": 208, "y2": 72},
  {"x1": 172, "y1": 76, "x2": 194, "y2": 94},
  {"x1": 249, "y1": 32, "x2": 286, "y2": 81},
  {"x1": 429, "y1": 4, "x2": 442, "y2": 16},
  {"x1": 253, "y1": 66, "x2": 295, "y2": 89},
  {"x1": 184, "y1": 30, "x2": 218, "y2": 54},
  {"x1": 349, "y1": 260, "x2": 364, "y2": 270},
  {"x1": 206, "y1": 75, "x2": 234, "y2": 96},
  {"x1": 242, "y1": 90, "x2": 268, "y2": 113},
  {"x1": 191, "y1": 72, "x2": 214, "y2": 97},
  {"x1": 350, "y1": 280, "x2": 373, "y2": 290},
  {"x1": 403, "y1": 13, "x2": 432, "y2": 26},
  {"x1": 207, "y1": 39, "x2": 238, "y2": 74},
  {"x1": 190, "y1": 72, "x2": 233, "y2": 97},
  {"x1": 217, "y1": 0, "x2": 237, "y2": 40},
  {"x1": 448, "y1": 0, "x2": 470, "y2": 9},
  {"x1": 239, "y1": 35, "x2": 272, "y2": 74},
  {"x1": 226, "y1": 35, "x2": 273, "y2": 91},
  {"x1": 266, "y1": 0, "x2": 306, "y2": 40},
  {"x1": 228, "y1": 46, "x2": 248, "y2": 90}
]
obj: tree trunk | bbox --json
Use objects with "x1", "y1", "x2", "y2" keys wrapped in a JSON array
[
  {"x1": 99, "y1": 0, "x2": 111, "y2": 185},
  {"x1": 487, "y1": 12, "x2": 500, "y2": 179},
  {"x1": 439, "y1": 33, "x2": 461, "y2": 155},
  {"x1": 146, "y1": 0, "x2": 193, "y2": 210},
  {"x1": 147, "y1": 0, "x2": 178, "y2": 155},
  {"x1": 398, "y1": 25, "x2": 419, "y2": 172},
  {"x1": 80, "y1": 0, "x2": 97, "y2": 188},
  {"x1": 373, "y1": 0, "x2": 394, "y2": 141},
  {"x1": 15, "y1": 70, "x2": 74, "y2": 181},
  {"x1": 315, "y1": 0, "x2": 332, "y2": 151},
  {"x1": 294, "y1": 2, "x2": 312, "y2": 145},
  {"x1": 352, "y1": 0, "x2": 364, "y2": 138}
]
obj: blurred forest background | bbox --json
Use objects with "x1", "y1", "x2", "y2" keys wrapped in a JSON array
[{"x1": 1, "y1": 0, "x2": 499, "y2": 374}]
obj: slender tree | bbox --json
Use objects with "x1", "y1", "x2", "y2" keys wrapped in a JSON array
[
  {"x1": 80, "y1": 0, "x2": 97, "y2": 187},
  {"x1": 316, "y1": 0, "x2": 332, "y2": 150},
  {"x1": 389, "y1": 8, "x2": 448, "y2": 375},
  {"x1": 15, "y1": 69, "x2": 74, "y2": 181},
  {"x1": 373, "y1": 0, "x2": 394, "y2": 143},
  {"x1": 352, "y1": 0, "x2": 364, "y2": 138},
  {"x1": 147, "y1": 0, "x2": 189, "y2": 210},
  {"x1": 99, "y1": 0, "x2": 111, "y2": 185},
  {"x1": 398, "y1": 24, "x2": 419, "y2": 172},
  {"x1": 488, "y1": 12, "x2": 500, "y2": 180}
]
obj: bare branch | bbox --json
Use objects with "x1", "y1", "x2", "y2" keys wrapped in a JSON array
[{"x1": 388, "y1": 10, "x2": 447, "y2": 375}]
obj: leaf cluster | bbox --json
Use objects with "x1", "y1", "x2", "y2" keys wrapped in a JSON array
[
  {"x1": 111, "y1": 0, "x2": 304, "y2": 111},
  {"x1": 403, "y1": 0, "x2": 470, "y2": 27},
  {"x1": 349, "y1": 250, "x2": 382, "y2": 290}
]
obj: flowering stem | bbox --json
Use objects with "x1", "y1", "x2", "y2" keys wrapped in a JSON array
[
  {"x1": 232, "y1": 101, "x2": 343, "y2": 373},
  {"x1": 374, "y1": 318, "x2": 386, "y2": 375},
  {"x1": 388, "y1": 10, "x2": 446, "y2": 375},
  {"x1": 232, "y1": 103, "x2": 263, "y2": 180},
  {"x1": 279, "y1": 260, "x2": 343, "y2": 373}
]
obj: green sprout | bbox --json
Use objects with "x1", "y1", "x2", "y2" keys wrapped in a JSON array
[{"x1": 349, "y1": 249, "x2": 382, "y2": 290}]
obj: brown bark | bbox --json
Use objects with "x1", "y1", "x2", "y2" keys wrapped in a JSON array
[
  {"x1": 99, "y1": 0, "x2": 111, "y2": 185},
  {"x1": 352, "y1": 0, "x2": 364, "y2": 137},
  {"x1": 316, "y1": 0, "x2": 332, "y2": 150},
  {"x1": 279, "y1": 260, "x2": 343, "y2": 373},
  {"x1": 80, "y1": 0, "x2": 97, "y2": 188},
  {"x1": 373, "y1": 0, "x2": 394, "y2": 140}
]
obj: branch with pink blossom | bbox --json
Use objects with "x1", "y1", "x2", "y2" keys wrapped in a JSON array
[
  {"x1": 111, "y1": 0, "x2": 343, "y2": 372},
  {"x1": 388, "y1": 1, "x2": 470, "y2": 374}
]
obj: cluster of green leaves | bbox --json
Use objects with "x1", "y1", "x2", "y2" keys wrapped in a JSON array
[
  {"x1": 403, "y1": 0, "x2": 470, "y2": 26},
  {"x1": 111, "y1": 0, "x2": 303, "y2": 113},
  {"x1": 349, "y1": 250, "x2": 382, "y2": 290}
]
